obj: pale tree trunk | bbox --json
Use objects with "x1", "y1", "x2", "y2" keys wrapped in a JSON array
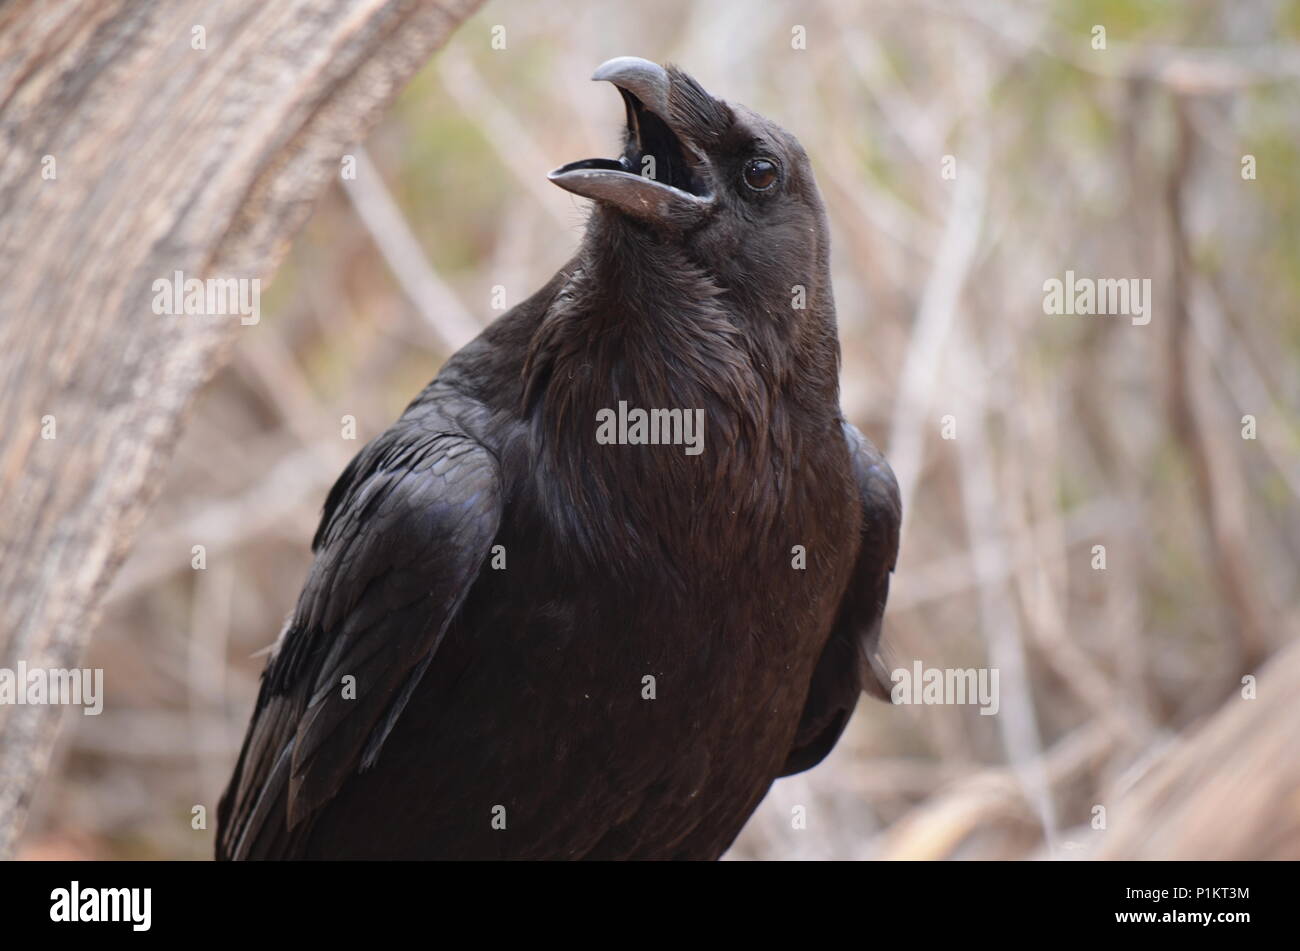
[{"x1": 0, "y1": 0, "x2": 483, "y2": 857}]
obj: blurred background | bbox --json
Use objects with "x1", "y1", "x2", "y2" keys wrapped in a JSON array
[{"x1": 18, "y1": 0, "x2": 1299, "y2": 859}]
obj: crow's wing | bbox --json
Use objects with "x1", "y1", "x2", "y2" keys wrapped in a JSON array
[
  {"x1": 781, "y1": 422, "x2": 900, "y2": 777},
  {"x1": 216, "y1": 405, "x2": 501, "y2": 859}
]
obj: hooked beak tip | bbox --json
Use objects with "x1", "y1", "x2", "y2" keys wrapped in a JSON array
[{"x1": 590, "y1": 56, "x2": 671, "y2": 119}]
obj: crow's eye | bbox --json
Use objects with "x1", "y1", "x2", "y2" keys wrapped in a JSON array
[{"x1": 742, "y1": 157, "x2": 779, "y2": 191}]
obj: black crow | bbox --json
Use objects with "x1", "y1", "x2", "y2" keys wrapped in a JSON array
[{"x1": 217, "y1": 57, "x2": 900, "y2": 860}]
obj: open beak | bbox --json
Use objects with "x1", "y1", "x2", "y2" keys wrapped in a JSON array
[{"x1": 548, "y1": 57, "x2": 715, "y2": 229}]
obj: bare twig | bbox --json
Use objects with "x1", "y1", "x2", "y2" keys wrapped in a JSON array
[{"x1": 343, "y1": 147, "x2": 483, "y2": 352}]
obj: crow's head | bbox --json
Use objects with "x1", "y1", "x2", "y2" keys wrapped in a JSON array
[{"x1": 550, "y1": 58, "x2": 832, "y2": 309}]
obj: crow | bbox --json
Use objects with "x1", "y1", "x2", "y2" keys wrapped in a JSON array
[{"x1": 217, "y1": 57, "x2": 900, "y2": 860}]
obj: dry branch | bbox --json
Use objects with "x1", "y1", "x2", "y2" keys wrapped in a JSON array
[{"x1": 1094, "y1": 639, "x2": 1300, "y2": 860}]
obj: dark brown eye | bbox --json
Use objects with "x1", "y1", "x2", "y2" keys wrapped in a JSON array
[{"x1": 742, "y1": 157, "x2": 778, "y2": 191}]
